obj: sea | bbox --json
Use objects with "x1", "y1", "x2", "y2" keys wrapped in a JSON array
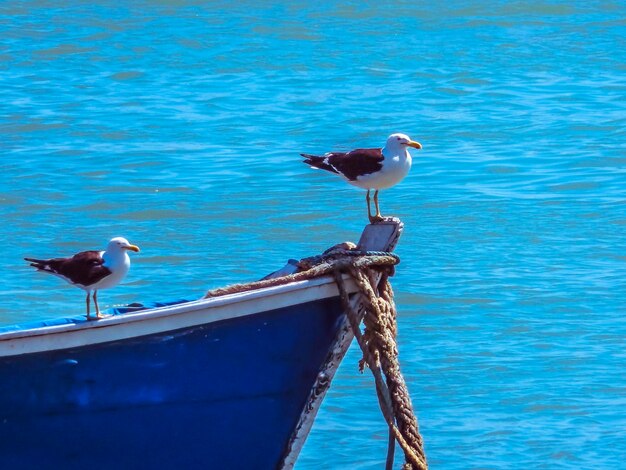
[{"x1": 1, "y1": 1, "x2": 625, "y2": 468}]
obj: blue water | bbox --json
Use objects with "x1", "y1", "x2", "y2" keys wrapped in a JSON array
[{"x1": 2, "y1": 2, "x2": 626, "y2": 468}]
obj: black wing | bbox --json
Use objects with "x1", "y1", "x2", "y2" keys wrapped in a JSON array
[
  {"x1": 25, "y1": 250, "x2": 112, "y2": 287},
  {"x1": 302, "y1": 148, "x2": 383, "y2": 181}
]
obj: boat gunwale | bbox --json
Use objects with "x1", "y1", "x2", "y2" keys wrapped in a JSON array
[{"x1": 0, "y1": 274, "x2": 356, "y2": 356}]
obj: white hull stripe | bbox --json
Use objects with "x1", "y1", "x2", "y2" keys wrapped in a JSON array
[{"x1": 0, "y1": 275, "x2": 357, "y2": 357}]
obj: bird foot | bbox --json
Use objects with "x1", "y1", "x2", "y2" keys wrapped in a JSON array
[
  {"x1": 368, "y1": 215, "x2": 385, "y2": 224},
  {"x1": 86, "y1": 313, "x2": 106, "y2": 321}
]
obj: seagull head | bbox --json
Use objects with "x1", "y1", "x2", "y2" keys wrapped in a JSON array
[
  {"x1": 386, "y1": 133, "x2": 422, "y2": 151},
  {"x1": 107, "y1": 237, "x2": 140, "y2": 253}
]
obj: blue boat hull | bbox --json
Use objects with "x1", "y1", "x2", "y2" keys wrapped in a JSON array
[{"x1": 0, "y1": 297, "x2": 345, "y2": 469}]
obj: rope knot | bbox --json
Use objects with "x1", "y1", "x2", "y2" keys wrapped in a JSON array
[{"x1": 203, "y1": 243, "x2": 426, "y2": 469}]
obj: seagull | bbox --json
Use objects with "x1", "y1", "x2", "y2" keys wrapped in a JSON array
[
  {"x1": 24, "y1": 237, "x2": 140, "y2": 320},
  {"x1": 302, "y1": 133, "x2": 422, "y2": 223}
]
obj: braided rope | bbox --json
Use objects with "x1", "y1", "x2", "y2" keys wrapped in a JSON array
[
  {"x1": 204, "y1": 251, "x2": 399, "y2": 299},
  {"x1": 334, "y1": 263, "x2": 428, "y2": 470}
]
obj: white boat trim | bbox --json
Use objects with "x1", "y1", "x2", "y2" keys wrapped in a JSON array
[
  {"x1": 0, "y1": 275, "x2": 357, "y2": 357},
  {"x1": 280, "y1": 312, "x2": 356, "y2": 469}
]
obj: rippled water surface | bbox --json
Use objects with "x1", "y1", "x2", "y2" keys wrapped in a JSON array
[{"x1": 2, "y1": 2, "x2": 626, "y2": 468}]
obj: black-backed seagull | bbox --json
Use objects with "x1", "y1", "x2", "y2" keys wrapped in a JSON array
[
  {"x1": 25, "y1": 237, "x2": 140, "y2": 320},
  {"x1": 302, "y1": 133, "x2": 422, "y2": 223}
]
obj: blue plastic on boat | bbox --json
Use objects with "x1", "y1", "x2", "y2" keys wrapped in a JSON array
[{"x1": 0, "y1": 299, "x2": 192, "y2": 334}]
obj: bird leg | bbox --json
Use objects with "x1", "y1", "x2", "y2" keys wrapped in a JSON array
[
  {"x1": 369, "y1": 190, "x2": 384, "y2": 224},
  {"x1": 374, "y1": 190, "x2": 381, "y2": 218},
  {"x1": 85, "y1": 292, "x2": 91, "y2": 320},
  {"x1": 94, "y1": 290, "x2": 102, "y2": 319},
  {"x1": 366, "y1": 189, "x2": 373, "y2": 221}
]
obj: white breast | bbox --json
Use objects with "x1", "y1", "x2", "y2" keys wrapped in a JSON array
[
  {"x1": 92, "y1": 251, "x2": 131, "y2": 290},
  {"x1": 352, "y1": 150, "x2": 412, "y2": 190}
]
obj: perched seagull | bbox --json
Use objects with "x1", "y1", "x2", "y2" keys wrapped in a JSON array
[
  {"x1": 24, "y1": 237, "x2": 140, "y2": 320},
  {"x1": 302, "y1": 133, "x2": 422, "y2": 223}
]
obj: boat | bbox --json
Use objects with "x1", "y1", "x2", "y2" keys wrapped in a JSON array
[{"x1": 0, "y1": 220, "x2": 404, "y2": 469}]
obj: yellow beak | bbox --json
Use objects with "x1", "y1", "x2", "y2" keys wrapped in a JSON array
[
  {"x1": 124, "y1": 244, "x2": 140, "y2": 253},
  {"x1": 406, "y1": 140, "x2": 422, "y2": 149}
]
